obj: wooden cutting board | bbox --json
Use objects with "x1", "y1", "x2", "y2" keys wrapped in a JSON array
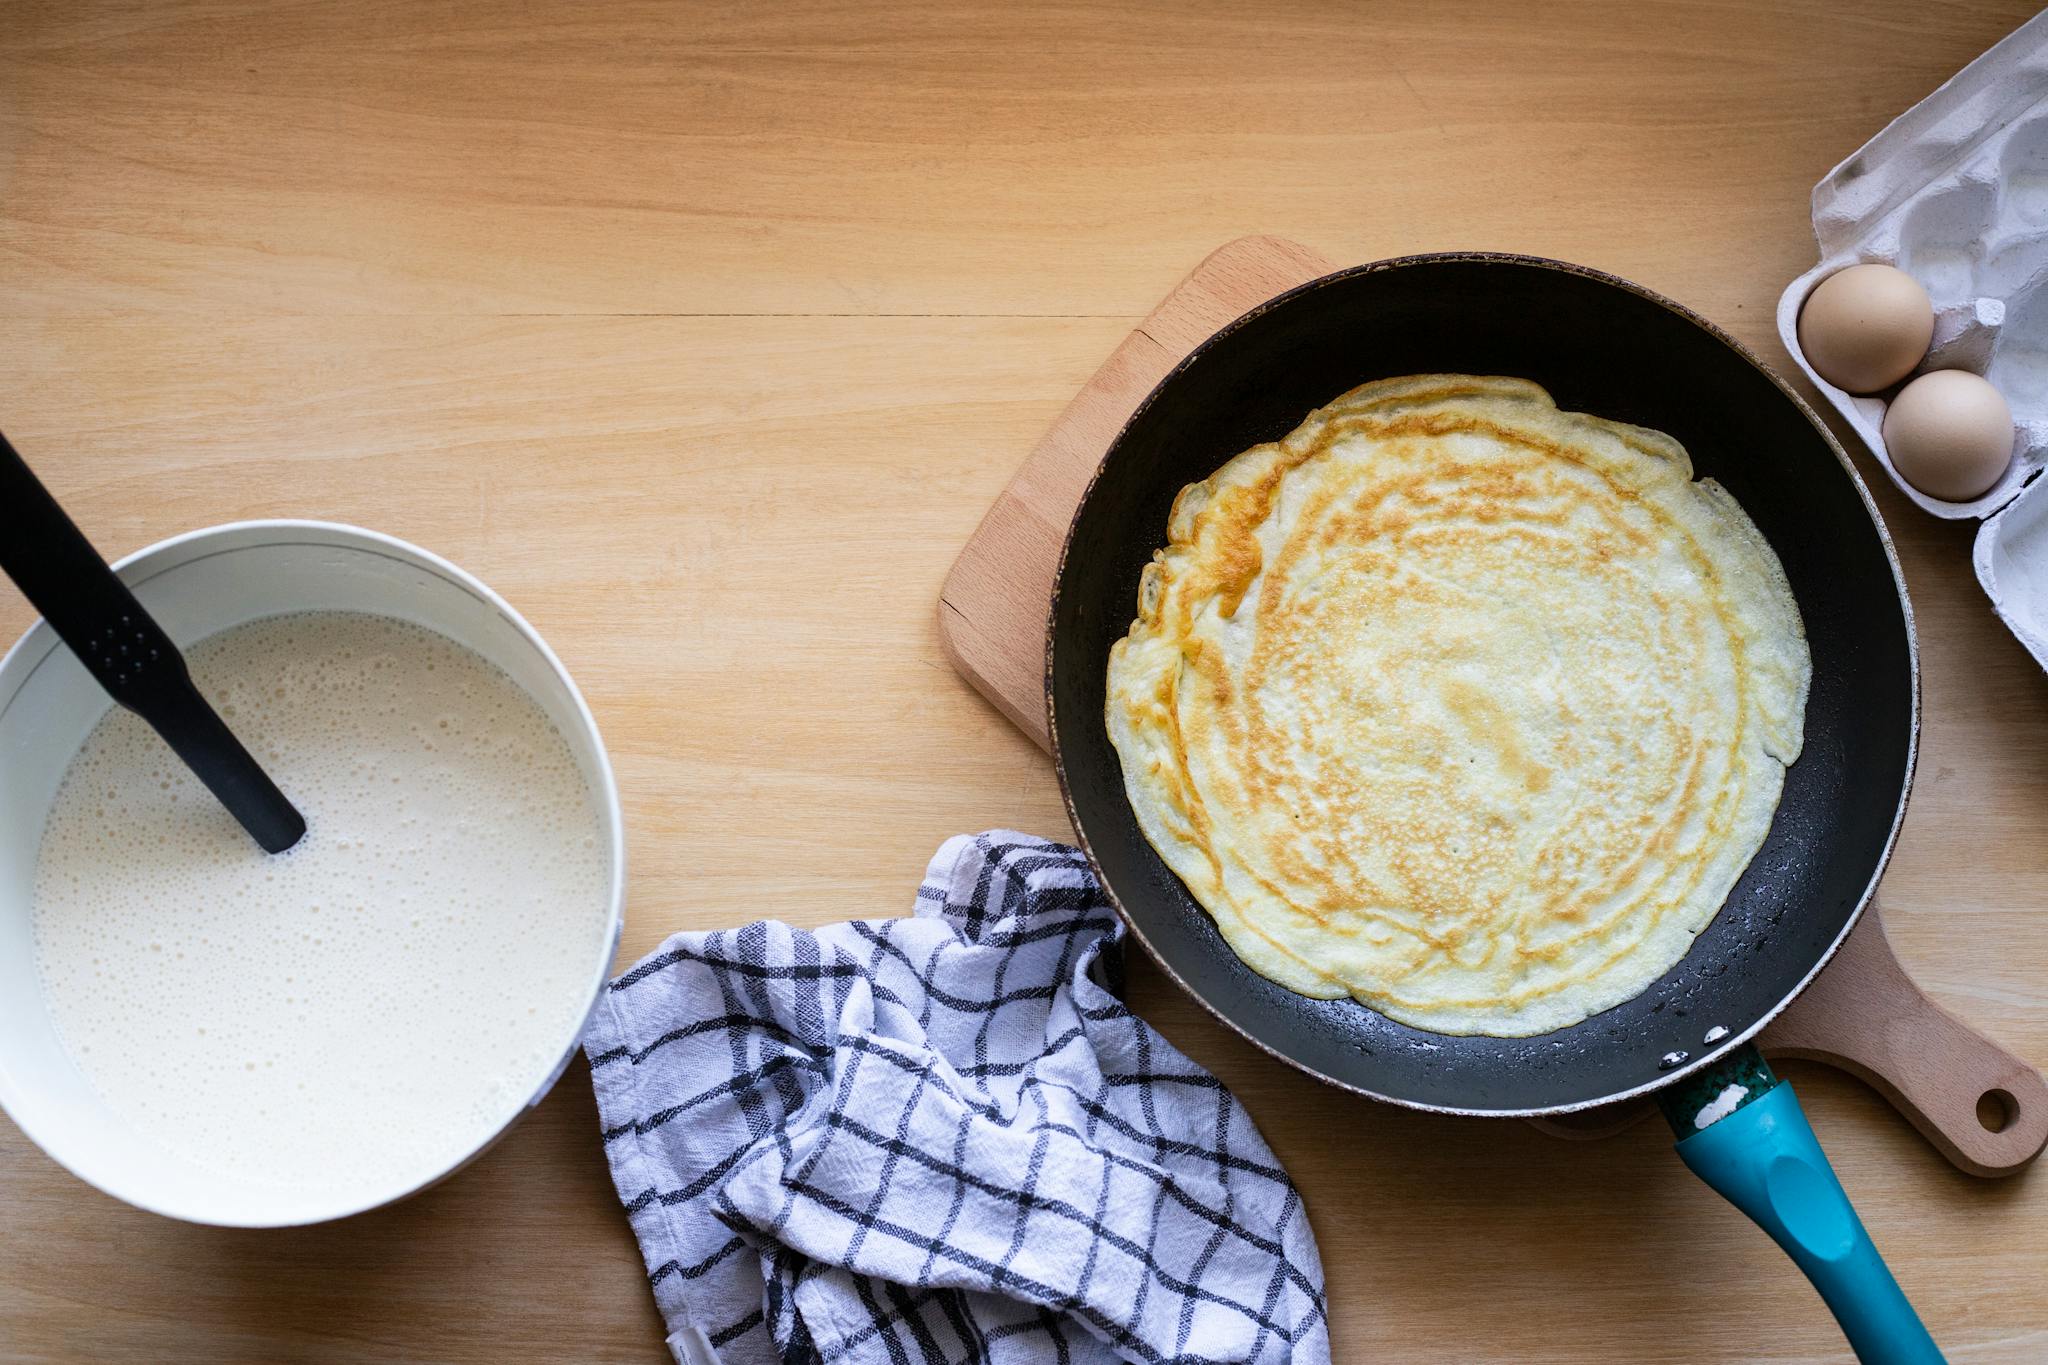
[{"x1": 938, "y1": 234, "x2": 2048, "y2": 1175}]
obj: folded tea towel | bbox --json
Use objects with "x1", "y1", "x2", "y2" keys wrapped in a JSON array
[{"x1": 584, "y1": 831, "x2": 1329, "y2": 1365}]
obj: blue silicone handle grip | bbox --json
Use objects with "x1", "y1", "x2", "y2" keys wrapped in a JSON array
[{"x1": 1676, "y1": 1082, "x2": 1943, "y2": 1364}]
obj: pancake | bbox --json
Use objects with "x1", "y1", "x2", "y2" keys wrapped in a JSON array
[{"x1": 1104, "y1": 374, "x2": 1811, "y2": 1037}]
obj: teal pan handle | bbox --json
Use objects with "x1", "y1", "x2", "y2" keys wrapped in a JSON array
[{"x1": 1675, "y1": 1078, "x2": 1942, "y2": 1363}]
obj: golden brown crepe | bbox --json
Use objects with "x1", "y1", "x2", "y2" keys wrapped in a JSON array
[{"x1": 1105, "y1": 375, "x2": 1810, "y2": 1036}]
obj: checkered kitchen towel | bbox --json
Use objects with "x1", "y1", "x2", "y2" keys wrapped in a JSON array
[{"x1": 584, "y1": 832, "x2": 1329, "y2": 1365}]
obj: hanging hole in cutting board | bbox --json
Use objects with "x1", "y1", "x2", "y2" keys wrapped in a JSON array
[{"x1": 1978, "y1": 1087, "x2": 2019, "y2": 1133}]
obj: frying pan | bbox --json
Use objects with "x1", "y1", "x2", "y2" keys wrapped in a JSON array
[{"x1": 1047, "y1": 255, "x2": 1936, "y2": 1361}]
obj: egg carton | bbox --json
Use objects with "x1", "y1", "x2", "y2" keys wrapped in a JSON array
[{"x1": 1776, "y1": 10, "x2": 2048, "y2": 671}]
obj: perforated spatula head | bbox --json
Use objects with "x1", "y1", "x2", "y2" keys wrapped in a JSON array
[{"x1": 0, "y1": 431, "x2": 305, "y2": 853}]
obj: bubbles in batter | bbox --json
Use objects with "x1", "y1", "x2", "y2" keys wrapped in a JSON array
[{"x1": 31, "y1": 611, "x2": 610, "y2": 1203}]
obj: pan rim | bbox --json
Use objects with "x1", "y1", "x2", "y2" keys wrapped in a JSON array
[{"x1": 1043, "y1": 250, "x2": 1922, "y2": 1118}]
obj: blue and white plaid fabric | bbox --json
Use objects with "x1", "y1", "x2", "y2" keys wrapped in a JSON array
[{"x1": 585, "y1": 831, "x2": 1330, "y2": 1364}]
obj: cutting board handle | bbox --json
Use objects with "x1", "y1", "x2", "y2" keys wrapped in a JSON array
[{"x1": 1764, "y1": 903, "x2": 2048, "y2": 1177}]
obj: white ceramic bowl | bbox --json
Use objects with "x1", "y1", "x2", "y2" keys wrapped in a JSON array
[{"x1": 0, "y1": 521, "x2": 625, "y2": 1226}]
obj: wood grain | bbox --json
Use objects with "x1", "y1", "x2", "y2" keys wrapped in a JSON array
[{"x1": 3, "y1": 1, "x2": 2047, "y2": 1361}]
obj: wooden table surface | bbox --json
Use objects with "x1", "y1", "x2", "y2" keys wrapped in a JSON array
[{"x1": 5, "y1": 2, "x2": 2047, "y2": 1360}]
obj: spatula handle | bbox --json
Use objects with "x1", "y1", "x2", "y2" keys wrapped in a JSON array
[
  {"x1": 0, "y1": 434, "x2": 188, "y2": 711},
  {"x1": 0, "y1": 432, "x2": 306, "y2": 853}
]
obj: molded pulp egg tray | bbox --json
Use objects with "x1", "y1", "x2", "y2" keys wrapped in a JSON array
[{"x1": 1777, "y1": 10, "x2": 2048, "y2": 671}]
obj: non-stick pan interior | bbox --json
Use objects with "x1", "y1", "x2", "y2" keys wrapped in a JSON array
[{"x1": 1050, "y1": 255, "x2": 1916, "y2": 1114}]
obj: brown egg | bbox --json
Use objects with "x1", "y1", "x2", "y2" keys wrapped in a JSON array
[
  {"x1": 1882, "y1": 369, "x2": 2013, "y2": 502},
  {"x1": 1797, "y1": 263, "x2": 1934, "y2": 393}
]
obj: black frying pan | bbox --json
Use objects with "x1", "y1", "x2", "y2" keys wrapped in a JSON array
[{"x1": 1046, "y1": 255, "x2": 1936, "y2": 1358}]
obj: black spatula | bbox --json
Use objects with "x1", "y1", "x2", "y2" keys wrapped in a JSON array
[{"x1": 0, "y1": 431, "x2": 306, "y2": 853}]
